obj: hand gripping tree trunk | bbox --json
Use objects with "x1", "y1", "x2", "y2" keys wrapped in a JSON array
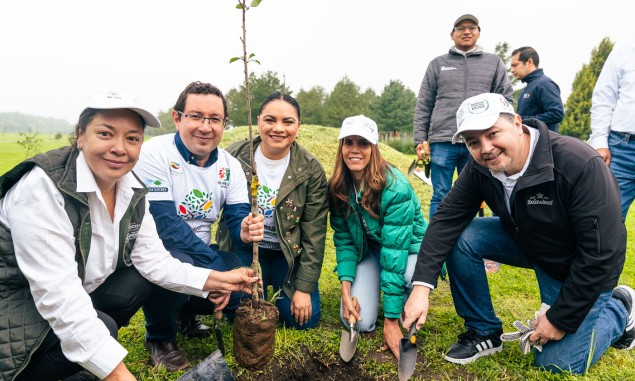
[{"x1": 231, "y1": 0, "x2": 279, "y2": 369}]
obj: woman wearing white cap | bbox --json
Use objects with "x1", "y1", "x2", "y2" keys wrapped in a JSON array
[
  {"x1": 0, "y1": 89, "x2": 258, "y2": 381},
  {"x1": 328, "y1": 115, "x2": 428, "y2": 359}
]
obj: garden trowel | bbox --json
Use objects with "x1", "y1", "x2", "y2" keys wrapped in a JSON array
[
  {"x1": 176, "y1": 349, "x2": 234, "y2": 381},
  {"x1": 398, "y1": 323, "x2": 418, "y2": 381},
  {"x1": 408, "y1": 141, "x2": 431, "y2": 186},
  {"x1": 214, "y1": 311, "x2": 225, "y2": 356},
  {"x1": 339, "y1": 297, "x2": 359, "y2": 362}
]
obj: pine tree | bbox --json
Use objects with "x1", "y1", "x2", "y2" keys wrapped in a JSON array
[
  {"x1": 560, "y1": 37, "x2": 614, "y2": 139},
  {"x1": 372, "y1": 80, "x2": 416, "y2": 134}
]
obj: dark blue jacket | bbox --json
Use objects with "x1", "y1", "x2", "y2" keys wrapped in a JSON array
[{"x1": 517, "y1": 69, "x2": 564, "y2": 132}]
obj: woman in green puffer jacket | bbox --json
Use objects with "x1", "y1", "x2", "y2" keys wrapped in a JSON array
[{"x1": 329, "y1": 115, "x2": 427, "y2": 360}]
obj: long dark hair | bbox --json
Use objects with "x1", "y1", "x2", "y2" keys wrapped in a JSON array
[{"x1": 328, "y1": 141, "x2": 389, "y2": 219}]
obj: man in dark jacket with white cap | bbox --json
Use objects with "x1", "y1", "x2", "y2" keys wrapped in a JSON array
[{"x1": 403, "y1": 92, "x2": 634, "y2": 374}]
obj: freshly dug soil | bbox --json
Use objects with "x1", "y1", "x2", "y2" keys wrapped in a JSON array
[{"x1": 233, "y1": 299, "x2": 279, "y2": 368}]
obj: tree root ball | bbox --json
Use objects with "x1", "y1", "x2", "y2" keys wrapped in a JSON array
[{"x1": 233, "y1": 299, "x2": 279, "y2": 368}]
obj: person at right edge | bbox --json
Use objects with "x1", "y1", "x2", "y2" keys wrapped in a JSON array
[
  {"x1": 402, "y1": 92, "x2": 634, "y2": 375},
  {"x1": 413, "y1": 13, "x2": 513, "y2": 221},
  {"x1": 589, "y1": 39, "x2": 635, "y2": 222}
]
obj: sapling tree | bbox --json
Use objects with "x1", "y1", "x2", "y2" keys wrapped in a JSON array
[
  {"x1": 230, "y1": 1, "x2": 280, "y2": 369},
  {"x1": 230, "y1": 0, "x2": 262, "y2": 303}
]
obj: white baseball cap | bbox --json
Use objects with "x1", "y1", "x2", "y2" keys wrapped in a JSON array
[
  {"x1": 453, "y1": 93, "x2": 515, "y2": 144},
  {"x1": 85, "y1": 89, "x2": 161, "y2": 128},
  {"x1": 338, "y1": 115, "x2": 378, "y2": 144}
]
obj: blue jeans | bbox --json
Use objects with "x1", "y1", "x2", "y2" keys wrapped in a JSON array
[
  {"x1": 429, "y1": 142, "x2": 470, "y2": 220},
  {"x1": 235, "y1": 247, "x2": 321, "y2": 329},
  {"x1": 339, "y1": 248, "x2": 417, "y2": 332},
  {"x1": 446, "y1": 217, "x2": 628, "y2": 374},
  {"x1": 608, "y1": 131, "x2": 635, "y2": 221}
]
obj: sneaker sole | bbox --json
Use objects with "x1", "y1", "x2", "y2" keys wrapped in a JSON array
[
  {"x1": 444, "y1": 345, "x2": 503, "y2": 365},
  {"x1": 614, "y1": 285, "x2": 635, "y2": 350}
]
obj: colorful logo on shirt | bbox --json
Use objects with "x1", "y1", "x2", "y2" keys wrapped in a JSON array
[
  {"x1": 217, "y1": 167, "x2": 230, "y2": 188},
  {"x1": 178, "y1": 188, "x2": 214, "y2": 219},
  {"x1": 170, "y1": 161, "x2": 181, "y2": 170},
  {"x1": 144, "y1": 179, "x2": 168, "y2": 193},
  {"x1": 257, "y1": 185, "x2": 278, "y2": 217}
]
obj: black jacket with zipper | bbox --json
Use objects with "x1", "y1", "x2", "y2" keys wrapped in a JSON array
[{"x1": 412, "y1": 119, "x2": 626, "y2": 333}]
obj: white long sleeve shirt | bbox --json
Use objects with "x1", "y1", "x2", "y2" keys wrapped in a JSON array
[
  {"x1": 0, "y1": 152, "x2": 211, "y2": 379},
  {"x1": 588, "y1": 39, "x2": 635, "y2": 149}
]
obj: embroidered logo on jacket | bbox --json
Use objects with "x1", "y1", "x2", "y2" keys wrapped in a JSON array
[
  {"x1": 441, "y1": 66, "x2": 457, "y2": 71},
  {"x1": 527, "y1": 192, "x2": 553, "y2": 206},
  {"x1": 178, "y1": 189, "x2": 214, "y2": 218}
]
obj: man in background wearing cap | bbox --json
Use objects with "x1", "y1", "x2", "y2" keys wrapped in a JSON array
[
  {"x1": 511, "y1": 46, "x2": 564, "y2": 132},
  {"x1": 402, "y1": 92, "x2": 632, "y2": 373},
  {"x1": 134, "y1": 82, "x2": 264, "y2": 371},
  {"x1": 413, "y1": 14, "x2": 513, "y2": 220}
]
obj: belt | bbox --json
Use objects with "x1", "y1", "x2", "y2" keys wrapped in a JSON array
[{"x1": 612, "y1": 131, "x2": 633, "y2": 139}]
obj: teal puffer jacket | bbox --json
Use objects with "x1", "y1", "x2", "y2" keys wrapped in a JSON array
[{"x1": 331, "y1": 167, "x2": 427, "y2": 318}]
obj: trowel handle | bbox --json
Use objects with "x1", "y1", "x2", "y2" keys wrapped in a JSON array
[
  {"x1": 348, "y1": 296, "x2": 359, "y2": 325},
  {"x1": 407, "y1": 323, "x2": 417, "y2": 344}
]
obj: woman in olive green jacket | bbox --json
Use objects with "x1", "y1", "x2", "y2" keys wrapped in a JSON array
[
  {"x1": 329, "y1": 115, "x2": 427, "y2": 359},
  {"x1": 218, "y1": 92, "x2": 328, "y2": 329}
]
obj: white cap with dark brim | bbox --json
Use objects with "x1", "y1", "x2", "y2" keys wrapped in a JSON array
[
  {"x1": 453, "y1": 93, "x2": 515, "y2": 144},
  {"x1": 85, "y1": 89, "x2": 161, "y2": 128}
]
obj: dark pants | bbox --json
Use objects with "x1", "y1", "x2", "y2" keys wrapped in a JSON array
[
  {"x1": 142, "y1": 247, "x2": 244, "y2": 341},
  {"x1": 16, "y1": 266, "x2": 152, "y2": 381}
]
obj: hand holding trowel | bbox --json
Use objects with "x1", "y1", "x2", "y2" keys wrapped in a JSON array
[
  {"x1": 339, "y1": 296, "x2": 359, "y2": 362},
  {"x1": 409, "y1": 141, "x2": 431, "y2": 186}
]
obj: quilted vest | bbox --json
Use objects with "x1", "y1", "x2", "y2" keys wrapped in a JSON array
[{"x1": 0, "y1": 146, "x2": 147, "y2": 380}]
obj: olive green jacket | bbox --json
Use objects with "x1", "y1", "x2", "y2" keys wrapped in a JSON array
[
  {"x1": 217, "y1": 137, "x2": 328, "y2": 298},
  {"x1": 0, "y1": 147, "x2": 146, "y2": 380}
]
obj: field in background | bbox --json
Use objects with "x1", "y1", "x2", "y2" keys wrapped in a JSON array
[
  {"x1": 1, "y1": 127, "x2": 634, "y2": 380},
  {"x1": 0, "y1": 133, "x2": 70, "y2": 173}
]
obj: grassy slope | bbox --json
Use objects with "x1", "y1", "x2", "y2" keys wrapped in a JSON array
[{"x1": 2, "y1": 128, "x2": 633, "y2": 380}]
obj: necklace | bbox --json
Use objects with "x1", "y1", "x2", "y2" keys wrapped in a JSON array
[{"x1": 353, "y1": 183, "x2": 362, "y2": 204}]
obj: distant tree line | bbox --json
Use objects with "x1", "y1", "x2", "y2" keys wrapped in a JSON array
[
  {"x1": 149, "y1": 71, "x2": 416, "y2": 137},
  {"x1": 0, "y1": 112, "x2": 73, "y2": 134},
  {"x1": 224, "y1": 71, "x2": 417, "y2": 134}
]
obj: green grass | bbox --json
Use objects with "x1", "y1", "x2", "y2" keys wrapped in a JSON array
[
  {"x1": 2, "y1": 127, "x2": 634, "y2": 380},
  {"x1": 0, "y1": 133, "x2": 70, "y2": 173}
]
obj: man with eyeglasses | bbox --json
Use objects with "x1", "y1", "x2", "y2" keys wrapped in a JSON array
[
  {"x1": 133, "y1": 81, "x2": 264, "y2": 371},
  {"x1": 413, "y1": 14, "x2": 513, "y2": 221}
]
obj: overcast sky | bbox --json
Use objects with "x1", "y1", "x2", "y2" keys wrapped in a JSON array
[{"x1": 1, "y1": 0, "x2": 631, "y2": 124}]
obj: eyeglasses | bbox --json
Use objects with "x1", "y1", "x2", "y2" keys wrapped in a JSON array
[
  {"x1": 454, "y1": 25, "x2": 479, "y2": 32},
  {"x1": 176, "y1": 110, "x2": 226, "y2": 126}
]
